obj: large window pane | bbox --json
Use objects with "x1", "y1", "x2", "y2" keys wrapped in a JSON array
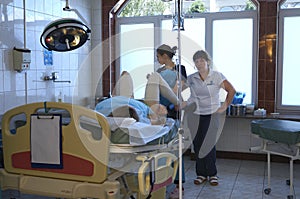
[
  {"x1": 120, "y1": 24, "x2": 154, "y2": 99},
  {"x1": 161, "y1": 18, "x2": 205, "y2": 75},
  {"x1": 213, "y1": 18, "x2": 253, "y2": 104},
  {"x1": 282, "y1": 16, "x2": 300, "y2": 105}
]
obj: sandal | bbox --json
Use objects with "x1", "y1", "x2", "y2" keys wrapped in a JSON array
[
  {"x1": 194, "y1": 176, "x2": 207, "y2": 185},
  {"x1": 209, "y1": 176, "x2": 219, "y2": 186}
]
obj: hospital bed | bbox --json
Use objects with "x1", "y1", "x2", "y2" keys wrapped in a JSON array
[
  {"x1": 0, "y1": 102, "x2": 179, "y2": 199},
  {"x1": 250, "y1": 119, "x2": 300, "y2": 199}
]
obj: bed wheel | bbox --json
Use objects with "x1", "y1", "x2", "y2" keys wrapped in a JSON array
[
  {"x1": 264, "y1": 188, "x2": 271, "y2": 195},
  {"x1": 287, "y1": 195, "x2": 293, "y2": 199},
  {"x1": 286, "y1": 179, "x2": 290, "y2": 185}
]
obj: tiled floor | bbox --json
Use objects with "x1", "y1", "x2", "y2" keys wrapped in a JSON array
[
  {"x1": 170, "y1": 156, "x2": 300, "y2": 199},
  {"x1": 1, "y1": 155, "x2": 300, "y2": 199}
]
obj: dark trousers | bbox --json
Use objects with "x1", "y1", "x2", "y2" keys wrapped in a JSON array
[{"x1": 189, "y1": 114, "x2": 218, "y2": 177}]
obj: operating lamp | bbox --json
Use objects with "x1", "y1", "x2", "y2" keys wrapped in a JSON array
[
  {"x1": 40, "y1": 18, "x2": 90, "y2": 52},
  {"x1": 40, "y1": 0, "x2": 91, "y2": 52}
]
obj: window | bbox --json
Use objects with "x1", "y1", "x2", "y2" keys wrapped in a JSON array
[
  {"x1": 115, "y1": 0, "x2": 258, "y2": 103},
  {"x1": 277, "y1": 1, "x2": 300, "y2": 113},
  {"x1": 280, "y1": 0, "x2": 300, "y2": 9},
  {"x1": 119, "y1": 23, "x2": 155, "y2": 98},
  {"x1": 212, "y1": 17, "x2": 255, "y2": 104}
]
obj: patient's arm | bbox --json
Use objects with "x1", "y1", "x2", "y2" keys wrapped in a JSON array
[{"x1": 144, "y1": 72, "x2": 179, "y2": 107}]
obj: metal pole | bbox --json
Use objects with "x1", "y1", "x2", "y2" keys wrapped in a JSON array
[{"x1": 176, "y1": 0, "x2": 183, "y2": 199}]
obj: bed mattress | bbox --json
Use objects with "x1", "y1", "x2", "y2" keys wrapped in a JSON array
[
  {"x1": 110, "y1": 118, "x2": 179, "y2": 145},
  {"x1": 251, "y1": 119, "x2": 300, "y2": 145},
  {"x1": 81, "y1": 117, "x2": 179, "y2": 146}
]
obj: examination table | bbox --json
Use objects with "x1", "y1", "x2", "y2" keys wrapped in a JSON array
[{"x1": 251, "y1": 119, "x2": 300, "y2": 199}]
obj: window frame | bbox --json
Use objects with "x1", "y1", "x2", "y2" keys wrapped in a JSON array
[
  {"x1": 277, "y1": 7, "x2": 300, "y2": 114},
  {"x1": 115, "y1": 9, "x2": 258, "y2": 104}
]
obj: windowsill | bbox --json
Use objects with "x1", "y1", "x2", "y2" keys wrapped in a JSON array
[{"x1": 226, "y1": 114, "x2": 300, "y2": 121}]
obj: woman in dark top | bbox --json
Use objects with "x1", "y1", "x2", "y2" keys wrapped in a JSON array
[
  {"x1": 156, "y1": 44, "x2": 187, "y2": 120},
  {"x1": 156, "y1": 44, "x2": 187, "y2": 198}
]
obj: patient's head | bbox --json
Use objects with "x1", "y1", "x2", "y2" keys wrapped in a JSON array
[
  {"x1": 108, "y1": 105, "x2": 140, "y2": 121},
  {"x1": 149, "y1": 104, "x2": 167, "y2": 125}
]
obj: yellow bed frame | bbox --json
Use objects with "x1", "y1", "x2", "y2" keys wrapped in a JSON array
[{"x1": 0, "y1": 102, "x2": 178, "y2": 199}]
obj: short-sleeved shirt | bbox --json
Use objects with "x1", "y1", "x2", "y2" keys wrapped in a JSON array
[{"x1": 187, "y1": 70, "x2": 226, "y2": 115}]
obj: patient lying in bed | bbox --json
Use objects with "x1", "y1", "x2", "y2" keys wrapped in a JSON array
[
  {"x1": 96, "y1": 71, "x2": 179, "y2": 126},
  {"x1": 95, "y1": 96, "x2": 167, "y2": 125},
  {"x1": 94, "y1": 71, "x2": 180, "y2": 146}
]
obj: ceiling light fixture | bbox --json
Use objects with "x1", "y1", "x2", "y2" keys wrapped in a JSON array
[{"x1": 40, "y1": 0, "x2": 91, "y2": 52}]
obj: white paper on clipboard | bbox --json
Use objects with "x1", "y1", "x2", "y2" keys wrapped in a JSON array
[{"x1": 30, "y1": 114, "x2": 62, "y2": 167}]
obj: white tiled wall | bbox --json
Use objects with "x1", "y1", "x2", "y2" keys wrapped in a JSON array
[{"x1": 0, "y1": 0, "x2": 102, "y2": 114}]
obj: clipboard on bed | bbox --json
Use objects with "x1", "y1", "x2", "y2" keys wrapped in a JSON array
[{"x1": 30, "y1": 114, "x2": 63, "y2": 169}]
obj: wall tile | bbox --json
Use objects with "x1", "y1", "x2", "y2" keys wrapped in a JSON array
[
  {"x1": 258, "y1": 80, "x2": 265, "y2": 101},
  {"x1": 265, "y1": 80, "x2": 275, "y2": 101},
  {"x1": 26, "y1": 70, "x2": 37, "y2": 90},
  {"x1": 35, "y1": 0, "x2": 45, "y2": 13},
  {"x1": 26, "y1": 29, "x2": 36, "y2": 50},
  {"x1": 0, "y1": 49, "x2": 3, "y2": 70},
  {"x1": 2, "y1": 49, "x2": 12, "y2": 71},
  {"x1": 265, "y1": 16, "x2": 277, "y2": 35},
  {"x1": 266, "y1": 1, "x2": 278, "y2": 17},
  {"x1": 265, "y1": 59, "x2": 276, "y2": 81},
  {"x1": 0, "y1": 93, "x2": 4, "y2": 114},
  {"x1": 26, "y1": 89, "x2": 37, "y2": 103},
  {"x1": 15, "y1": 72, "x2": 26, "y2": 91},
  {"x1": 0, "y1": 71, "x2": 4, "y2": 92},
  {"x1": 4, "y1": 71, "x2": 13, "y2": 91},
  {"x1": 259, "y1": 2, "x2": 268, "y2": 18},
  {"x1": 257, "y1": 0, "x2": 278, "y2": 110},
  {"x1": 264, "y1": 100, "x2": 275, "y2": 113},
  {"x1": 258, "y1": 59, "x2": 266, "y2": 81},
  {"x1": 4, "y1": 91, "x2": 26, "y2": 111},
  {"x1": 70, "y1": 53, "x2": 79, "y2": 70},
  {"x1": 1, "y1": 0, "x2": 96, "y2": 112}
]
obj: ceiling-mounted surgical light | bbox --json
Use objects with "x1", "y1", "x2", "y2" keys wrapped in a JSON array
[
  {"x1": 40, "y1": 18, "x2": 90, "y2": 52},
  {"x1": 40, "y1": 0, "x2": 91, "y2": 52}
]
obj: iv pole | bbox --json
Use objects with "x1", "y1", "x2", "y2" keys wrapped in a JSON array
[{"x1": 176, "y1": 0, "x2": 183, "y2": 198}]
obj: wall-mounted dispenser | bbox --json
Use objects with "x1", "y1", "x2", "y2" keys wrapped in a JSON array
[{"x1": 13, "y1": 47, "x2": 31, "y2": 72}]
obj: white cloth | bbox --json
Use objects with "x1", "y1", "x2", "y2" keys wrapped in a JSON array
[{"x1": 107, "y1": 117, "x2": 171, "y2": 145}]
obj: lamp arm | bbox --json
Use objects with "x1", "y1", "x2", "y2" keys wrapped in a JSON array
[{"x1": 63, "y1": 7, "x2": 90, "y2": 32}]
